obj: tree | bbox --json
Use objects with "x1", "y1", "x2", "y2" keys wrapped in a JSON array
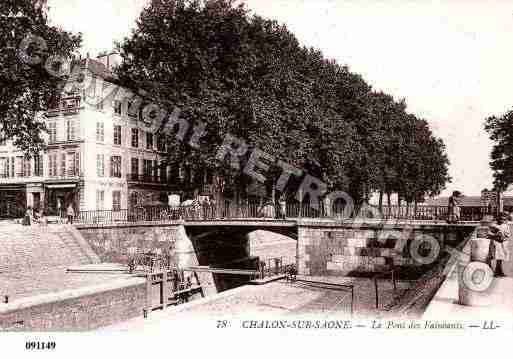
[
  {"x1": 115, "y1": 0, "x2": 450, "y2": 211},
  {"x1": 0, "y1": 0, "x2": 81, "y2": 154},
  {"x1": 484, "y1": 110, "x2": 513, "y2": 191}
]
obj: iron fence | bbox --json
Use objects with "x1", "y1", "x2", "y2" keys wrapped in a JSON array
[{"x1": 72, "y1": 202, "x2": 498, "y2": 225}]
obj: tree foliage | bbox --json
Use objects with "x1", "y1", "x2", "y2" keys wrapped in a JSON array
[
  {"x1": 115, "y1": 0, "x2": 450, "y2": 205},
  {"x1": 0, "y1": 0, "x2": 81, "y2": 154},
  {"x1": 485, "y1": 111, "x2": 513, "y2": 191}
]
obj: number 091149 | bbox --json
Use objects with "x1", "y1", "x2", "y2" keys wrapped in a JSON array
[{"x1": 25, "y1": 342, "x2": 56, "y2": 350}]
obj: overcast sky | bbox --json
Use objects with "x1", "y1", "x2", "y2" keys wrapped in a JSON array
[{"x1": 46, "y1": 0, "x2": 513, "y2": 197}]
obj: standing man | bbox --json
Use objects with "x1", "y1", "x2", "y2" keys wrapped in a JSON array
[
  {"x1": 66, "y1": 203, "x2": 75, "y2": 224},
  {"x1": 447, "y1": 190, "x2": 463, "y2": 223},
  {"x1": 279, "y1": 195, "x2": 287, "y2": 220}
]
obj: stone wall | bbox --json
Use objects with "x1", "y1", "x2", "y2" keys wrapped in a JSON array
[
  {"x1": 79, "y1": 224, "x2": 181, "y2": 264},
  {"x1": 79, "y1": 224, "x2": 219, "y2": 295},
  {"x1": 0, "y1": 278, "x2": 146, "y2": 331},
  {"x1": 297, "y1": 222, "x2": 475, "y2": 277}
]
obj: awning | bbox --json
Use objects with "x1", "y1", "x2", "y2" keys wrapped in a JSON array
[
  {"x1": 0, "y1": 186, "x2": 25, "y2": 191},
  {"x1": 45, "y1": 184, "x2": 77, "y2": 189}
]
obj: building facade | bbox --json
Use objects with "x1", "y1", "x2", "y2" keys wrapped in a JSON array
[{"x1": 0, "y1": 54, "x2": 179, "y2": 218}]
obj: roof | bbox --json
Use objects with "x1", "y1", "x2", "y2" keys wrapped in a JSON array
[{"x1": 75, "y1": 58, "x2": 117, "y2": 81}]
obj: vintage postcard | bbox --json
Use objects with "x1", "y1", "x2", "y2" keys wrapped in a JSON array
[{"x1": 1, "y1": 0, "x2": 512, "y2": 357}]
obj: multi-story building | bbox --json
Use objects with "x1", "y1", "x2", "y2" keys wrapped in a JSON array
[{"x1": 0, "y1": 53, "x2": 181, "y2": 218}]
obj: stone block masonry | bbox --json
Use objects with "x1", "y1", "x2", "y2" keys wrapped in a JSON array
[
  {"x1": 296, "y1": 222, "x2": 476, "y2": 277},
  {"x1": 79, "y1": 224, "x2": 181, "y2": 264},
  {"x1": 0, "y1": 277, "x2": 146, "y2": 331}
]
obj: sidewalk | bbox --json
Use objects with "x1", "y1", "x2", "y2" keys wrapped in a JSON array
[
  {"x1": 423, "y1": 272, "x2": 513, "y2": 320},
  {"x1": 424, "y1": 233, "x2": 513, "y2": 320}
]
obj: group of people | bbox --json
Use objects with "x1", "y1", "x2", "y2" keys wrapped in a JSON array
[
  {"x1": 181, "y1": 195, "x2": 288, "y2": 220},
  {"x1": 448, "y1": 190, "x2": 511, "y2": 277},
  {"x1": 22, "y1": 203, "x2": 76, "y2": 226}
]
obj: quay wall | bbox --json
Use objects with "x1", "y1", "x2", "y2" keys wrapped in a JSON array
[{"x1": 0, "y1": 278, "x2": 146, "y2": 331}]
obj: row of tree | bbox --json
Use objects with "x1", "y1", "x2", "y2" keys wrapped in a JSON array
[
  {"x1": 114, "y1": 0, "x2": 451, "y2": 209},
  {"x1": 1, "y1": 0, "x2": 451, "y2": 210}
]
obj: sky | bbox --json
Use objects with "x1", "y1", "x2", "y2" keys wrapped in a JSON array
[{"x1": 46, "y1": 0, "x2": 513, "y2": 197}]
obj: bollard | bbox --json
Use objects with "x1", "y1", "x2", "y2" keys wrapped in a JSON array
[
  {"x1": 458, "y1": 231, "x2": 494, "y2": 306},
  {"x1": 4, "y1": 295, "x2": 8, "y2": 304}
]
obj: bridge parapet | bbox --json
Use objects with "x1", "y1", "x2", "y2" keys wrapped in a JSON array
[{"x1": 296, "y1": 221, "x2": 477, "y2": 277}]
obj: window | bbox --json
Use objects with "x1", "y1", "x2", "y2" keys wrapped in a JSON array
[
  {"x1": 66, "y1": 120, "x2": 76, "y2": 141},
  {"x1": 22, "y1": 158, "x2": 31, "y2": 177},
  {"x1": 113, "y1": 125, "x2": 122, "y2": 145},
  {"x1": 67, "y1": 152, "x2": 77, "y2": 177},
  {"x1": 130, "y1": 192, "x2": 138, "y2": 208},
  {"x1": 160, "y1": 162, "x2": 167, "y2": 183},
  {"x1": 153, "y1": 160, "x2": 159, "y2": 180},
  {"x1": 96, "y1": 190, "x2": 105, "y2": 210},
  {"x1": 75, "y1": 152, "x2": 80, "y2": 176},
  {"x1": 49, "y1": 154, "x2": 57, "y2": 177},
  {"x1": 143, "y1": 159, "x2": 152, "y2": 180},
  {"x1": 131, "y1": 128, "x2": 138, "y2": 148},
  {"x1": 112, "y1": 191, "x2": 121, "y2": 211},
  {"x1": 96, "y1": 122, "x2": 104, "y2": 142},
  {"x1": 110, "y1": 156, "x2": 122, "y2": 178},
  {"x1": 146, "y1": 132, "x2": 153, "y2": 150},
  {"x1": 0, "y1": 157, "x2": 8, "y2": 178},
  {"x1": 15, "y1": 156, "x2": 23, "y2": 177},
  {"x1": 114, "y1": 100, "x2": 122, "y2": 115},
  {"x1": 65, "y1": 98, "x2": 79, "y2": 109},
  {"x1": 60, "y1": 153, "x2": 66, "y2": 177},
  {"x1": 34, "y1": 155, "x2": 43, "y2": 176},
  {"x1": 127, "y1": 100, "x2": 138, "y2": 118},
  {"x1": 157, "y1": 135, "x2": 166, "y2": 152},
  {"x1": 130, "y1": 158, "x2": 139, "y2": 180},
  {"x1": 49, "y1": 122, "x2": 57, "y2": 143},
  {"x1": 96, "y1": 154, "x2": 104, "y2": 177}
]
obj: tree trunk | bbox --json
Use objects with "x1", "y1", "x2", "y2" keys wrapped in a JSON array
[{"x1": 378, "y1": 189, "x2": 383, "y2": 212}]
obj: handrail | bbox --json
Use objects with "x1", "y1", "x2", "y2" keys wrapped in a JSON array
[
  {"x1": 373, "y1": 268, "x2": 397, "y2": 309},
  {"x1": 69, "y1": 203, "x2": 499, "y2": 225}
]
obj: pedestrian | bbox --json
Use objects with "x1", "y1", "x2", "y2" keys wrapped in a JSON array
[
  {"x1": 201, "y1": 197, "x2": 209, "y2": 220},
  {"x1": 447, "y1": 190, "x2": 463, "y2": 223},
  {"x1": 488, "y1": 212, "x2": 511, "y2": 277},
  {"x1": 57, "y1": 198, "x2": 62, "y2": 220},
  {"x1": 279, "y1": 195, "x2": 287, "y2": 219},
  {"x1": 66, "y1": 203, "x2": 75, "y2": 224},
  {"x1": 22, "y1": 206, "x2": 32, "y2": 226}
]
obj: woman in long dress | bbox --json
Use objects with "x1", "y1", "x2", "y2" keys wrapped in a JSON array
[{"x1": 489, "y1": 212, "x2": 511, "y2": 277}]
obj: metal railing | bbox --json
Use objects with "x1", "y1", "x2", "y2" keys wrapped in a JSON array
[
  {"x1": 373, "y1": 269, "x2": 397, "y2": 309},
  {"x1": 290, "y1": 278, "x2": 355, "y2": 316},
  {"x1": 127, "y1": 173, "x2": 172, "y2": 184},
  {"x1": 256, "y1": 256, "x2": 296, "y2": 279},
  {"x1": 72, "y1": 202, "x2": 498, "y2": 225},
  {"x1": 143, "y1": 269, "x2": 205, "y2": 316},
  {"x1": 381, "y1": 205, "x2": 493, "y2": 221},
  {"x1": 45, "y1": 107, "x2": 80, "y2": 117}
]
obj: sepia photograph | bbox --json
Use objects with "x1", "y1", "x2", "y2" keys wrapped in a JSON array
[{"x1": 1, "y1": 0, "x2": 513, "y2": 357}]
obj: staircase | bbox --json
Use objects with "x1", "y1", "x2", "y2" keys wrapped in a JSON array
[{"x1": 0, "y1": 224, "x2": 99, "y2": 276}]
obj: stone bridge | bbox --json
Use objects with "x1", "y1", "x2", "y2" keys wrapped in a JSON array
[{"x1": 76, "y1": 218, "x2": 477, "y2": 284}]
